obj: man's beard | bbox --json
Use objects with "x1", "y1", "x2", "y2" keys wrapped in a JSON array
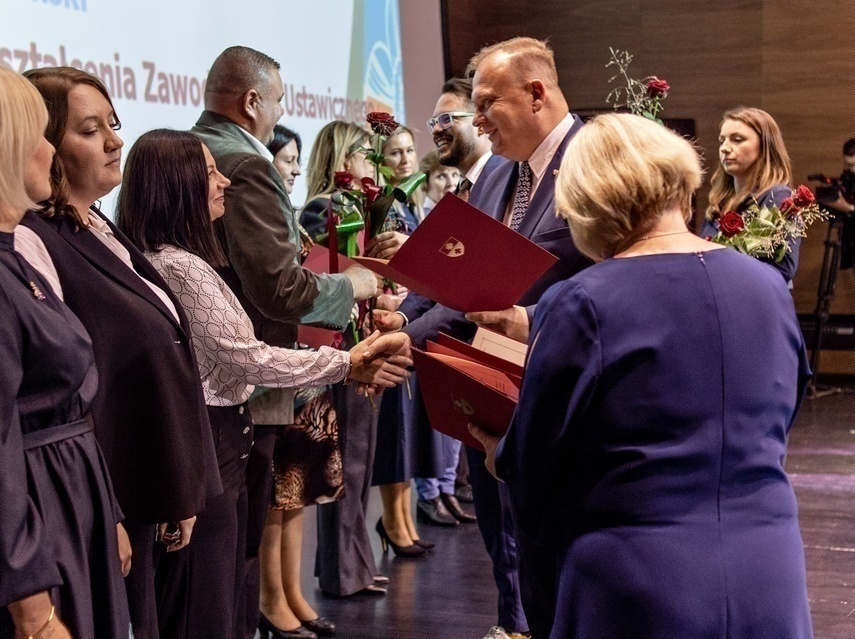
[{"x1": 438, "y1": 135, "x2": 475, "y2": 169}]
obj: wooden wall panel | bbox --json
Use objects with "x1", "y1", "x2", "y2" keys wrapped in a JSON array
[{"x1": 443, "y1": 0, "x2": 854, "y2": 372}]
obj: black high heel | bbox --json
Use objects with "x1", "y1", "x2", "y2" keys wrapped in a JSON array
[
  {"x1": 375, "y1": 518, "x2": 426, "y2": 557},
  {"x1": 258, "y1": 613, "x2": 317, "y2": 639},
  {"x1": 414, "y1": 538, "x2": 436, "y2": 550}
]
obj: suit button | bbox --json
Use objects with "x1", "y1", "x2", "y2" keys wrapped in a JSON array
[
  {"x1": 238, "y1": 406, "x2": 245, "y2": 415},
  {"x1": 240, "y1": 453, "x2": 249, "y2": 459},
  {"x1": 243, "y1": 426, "x2": 250, "y2": 434}
]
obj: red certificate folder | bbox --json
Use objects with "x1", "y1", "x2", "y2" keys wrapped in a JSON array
[
  {"x1": 412, "y1": 341, "x2": 519, "y2": 451},
  {"x1": 352, "y1": 193, "x2": 558, "y2": 312},
  {"x1": 297, "y1": 245, "x2": 357, "y2": 349}
]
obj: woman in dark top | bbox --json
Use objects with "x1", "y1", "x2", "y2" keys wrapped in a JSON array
[
  {"x1": 0, "y1": 66, "x2": 129, "y2": 639},
  {"x1": 19, "y1": 66, "x2": 220, "y2": 639},
  {"x1": 704, "y1": 106, "x2": 799, "y2": 282},
  {"x1": 473, "y1": 114, "x2": 813, "y2": 639}
]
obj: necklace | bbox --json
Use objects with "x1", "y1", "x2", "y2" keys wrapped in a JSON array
[{"x1": 637, "y1": 230, "x2": 691, "y2": 241}]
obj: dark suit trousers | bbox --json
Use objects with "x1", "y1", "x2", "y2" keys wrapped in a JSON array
[
  {"x1": 467, "y1": 447, "x2": 528, "y2": 633},
  {"x1": 125, "y1": 524, "x2": 161, "y2": 639},
  {"x1": 315, "y1": 382, "x2": 379, "y2": 595},
  {"x1": 156, "y1": 404, "x2": 253, "y2": 639}
]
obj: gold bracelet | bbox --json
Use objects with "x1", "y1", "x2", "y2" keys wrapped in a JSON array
[{"x1": 26, "y1": 605, "x2": 54, "y2": 639}]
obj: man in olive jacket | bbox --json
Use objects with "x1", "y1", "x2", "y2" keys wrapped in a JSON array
[{"x1": 192, "y1": 45, "x2": 379, "y2": 639}]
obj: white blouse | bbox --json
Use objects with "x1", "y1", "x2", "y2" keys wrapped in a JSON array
[{"x1": 147, "y1": 245, "x2": 349, "y2": 407}]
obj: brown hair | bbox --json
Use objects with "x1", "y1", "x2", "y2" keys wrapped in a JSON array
[
  {"x1": 116, "y1": 129, "x2": 226, "y2": 268},
  {"x1": 304, "y1": 120, "x2": 370, "y2": 202},
  {"x1": 706, "y1": 107, "x2": 792, "y2": 219},
  {"x1": 24, "y1": 66, "x2": 122, "y2": 227}
]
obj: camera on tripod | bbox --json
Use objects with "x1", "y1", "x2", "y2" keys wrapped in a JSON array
[{"x1": 809, "y1": 172, "x2": 854, "y2": 209}]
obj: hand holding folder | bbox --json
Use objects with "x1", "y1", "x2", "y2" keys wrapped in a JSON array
[
  {"x1": 352, "y1": 193, "x2": 558, "y2": 312},
  {"x1": 412, "y1": 332, "x2": 526, "y2": 451}
]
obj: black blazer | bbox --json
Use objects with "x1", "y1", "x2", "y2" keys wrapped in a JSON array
[{"x1": 21, "y1": 210, "x2": 221, "y2": 524}]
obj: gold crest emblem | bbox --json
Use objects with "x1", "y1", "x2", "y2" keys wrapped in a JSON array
[{"x1": 440, "y1": 237, "x2": 465, "y2": 258}]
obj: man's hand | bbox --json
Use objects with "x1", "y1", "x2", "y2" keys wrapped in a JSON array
[
  {"x1": 467, "y1": 424, "x2": 503, "y2": 481},
  {"x1": 372, "y1": 309, "x2": 405, "y2": 333},
  {"x1": 827, "y1": 193, "x2": 855, "y2": 214},
  {"x1": 343, "y1": 265, "x2": 383, "y2": 302},
  {"x1": 116, "y1": 522, "x2": 132, "y2": 577},
  {"x1": 348, "y1": 331, "x2": 413, "y2": 387},
  {"x1": 364, "y1": 231, "x2": 409, "y2": 260},
  {"x1": 157, "y1": 516, "x2": 197, "y2": 553},
  {"x1": 375, "y1": 294, "x2": 402, "y2": 312},
  {"x1": 465, "y1": 305, "x2": 530, "y2": 342}
]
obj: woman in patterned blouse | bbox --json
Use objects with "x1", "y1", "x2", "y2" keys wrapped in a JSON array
[{"x1": 116, "y1": 128, "x2": 412, "y2": 639}]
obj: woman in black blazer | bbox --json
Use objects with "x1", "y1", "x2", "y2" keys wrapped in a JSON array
[{"x1": 19, "y1": 66, "x2": 220, "y2": 639}]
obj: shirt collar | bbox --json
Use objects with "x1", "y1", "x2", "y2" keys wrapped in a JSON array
[
  {"x1": 237, "y1": 127, "x2": 274, "y2": 162},
  {"x1": 466, "y1": 152, "x2": 493, "y2": 185},
  {"x1": 526, "y1": 113, "x2": 575, "y2": 183}
]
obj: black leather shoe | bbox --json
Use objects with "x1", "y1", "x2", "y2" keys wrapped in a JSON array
[
  {"x1": 258, "y1": 613, "x2": 317, "y2": 639},
  {"x1": 440, "y1": 493, "x2": 477, "y2": 523},
  {"x1": 413, "y1": 538, "x2": 436, "y2": 550},
  {"x1": 300, "y1": 617, "x2": 335, "y2": 636},
  {"x1": 416, "y1": 497, "x2": 459, "y2": 526},
  {"x1": 455, "y1": 485, "x2": 474, "y2": 503},
  {"x1": 375, "y1": 518, "x2": 427, "y2": 557}
]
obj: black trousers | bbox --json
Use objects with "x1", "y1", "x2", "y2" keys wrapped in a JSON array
[
  {"x1": 125, "y1": 523, "x2": 161, "y2": 639},
  {"x1": 242, "y1": 423, "x2": 279, "y2": 638},
  {"x1": 156, "y1": 403, "x2": 253, "y2": 639}
]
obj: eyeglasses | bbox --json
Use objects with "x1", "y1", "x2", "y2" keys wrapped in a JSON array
[{"x1": 427, "y1": 112, "x2": 475, "y2": 131}]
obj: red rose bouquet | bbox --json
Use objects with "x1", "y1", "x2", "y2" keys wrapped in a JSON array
[
  {"x1": 323, "y1": 110, "x2": 426, "y2": 257},
  {"x1": 606, "y1": 48, "x2": 669, "y2": 124},
  {"x1": 709, "y1": 185, "x2": 828, "y2": 261}
]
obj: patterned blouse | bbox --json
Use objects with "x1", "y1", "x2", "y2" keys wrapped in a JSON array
[{"x1": 147, "y1": 245, "x2": 349, "y2": 407}]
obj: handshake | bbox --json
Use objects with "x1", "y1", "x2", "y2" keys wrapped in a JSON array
[{"x1": 346, "y1": 331, "x2": 413, "y2": 397}]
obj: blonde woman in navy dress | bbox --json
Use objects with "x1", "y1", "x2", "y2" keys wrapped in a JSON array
[
  {"x1": 473, "y1": 114, "x2": 813, "y2": 639},
  {"x1": 0, "y1": 67, "x2": 130, "y2": 639}
]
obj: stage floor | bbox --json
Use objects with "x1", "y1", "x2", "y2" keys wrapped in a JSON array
[{"x1": 295, "y1": 384, "x2": 855, "y2": 638}]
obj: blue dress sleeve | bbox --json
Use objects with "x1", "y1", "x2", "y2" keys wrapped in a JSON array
[
  {"x1": 494, "y1": 279, "x2": 601, "y2": 536},
  {"x1": 0, "y1": 287, "x2": 63, "y2": 607}
]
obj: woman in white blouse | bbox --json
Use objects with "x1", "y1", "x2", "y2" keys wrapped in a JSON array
[{"x1": 116, "y1": 128, "x2": 412, "y2": 639}]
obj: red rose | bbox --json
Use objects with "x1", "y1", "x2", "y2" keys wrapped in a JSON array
[
  {"x1": 334, "y1": 171, "x2": 354, "y2": 190},
  {"x1": 366, "y1": 111, "x2": 399, "y2": 136},
  {"x1": 360, "y1": 177, "x2": 383, "y2": 204},
  {"x1": 645, "y1": 77, "x2": 670, "y2": 98},
  {"x1": 792, "y1": 184, "x2": 815, "y2": 208},
  {"x1": 719, "y1": 210, "x2": 745, "y2": 237},
  {"x1": 779, "y1": 197, "x2": 797, "y2": 216}
]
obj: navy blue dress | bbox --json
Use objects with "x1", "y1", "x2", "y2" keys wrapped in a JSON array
[
  {"x1": 495, "y1": 248, "x2": 812, "y2": 639},
  {"x1": 0, "y1": 232, "x2": 129, "y2": 638}
]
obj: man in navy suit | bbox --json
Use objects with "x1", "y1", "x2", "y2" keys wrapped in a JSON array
[{"x1": 395, "y1": 38, "x2": 592, "y2": 639}]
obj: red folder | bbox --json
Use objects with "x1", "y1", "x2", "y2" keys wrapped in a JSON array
[
  {"x1": 297, "y1": 245, "x2": 357, "y2": 349},
  {"x1": 352, "y1": 193, "x2": 558, "y2": 312},
  {"x1": 412, "y1": 344, "x2": 519, "y2": 451},
  {"x1": 435, "y1": 333, "x2": 524, "y2": 378}
]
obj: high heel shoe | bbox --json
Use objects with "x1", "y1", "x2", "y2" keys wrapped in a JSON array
[
  {"x1": 299, "y1": 616, "x2": 335, "y2": 636},
  {"x1": 414, "y1": 538, "x2": 436, "y2": 550},
  {"x1": 375, "y1": 518, "x2": 426, "y2": 557},
  {"x1": 258, "y1": 613, "x2": 318, "y2": 639}
]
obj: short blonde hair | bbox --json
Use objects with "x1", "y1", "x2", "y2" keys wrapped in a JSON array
[
  {"x1": 556, "y1": 114, "x2": 703, "y2": 261},
  {"x1": 467, "y1": 37, "x2": 558, "y2": 87},
  {"x1": 0, "y1": 67, "x2": 49, "y2": 221}
]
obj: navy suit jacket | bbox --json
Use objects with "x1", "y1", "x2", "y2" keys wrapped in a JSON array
[{"x1": 403, "y1": 116, "x2": 592, "y2": 347}]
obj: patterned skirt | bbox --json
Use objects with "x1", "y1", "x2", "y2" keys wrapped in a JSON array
[{"x1": 271, "y1": 387, "x2": 344, "y2": 510}]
